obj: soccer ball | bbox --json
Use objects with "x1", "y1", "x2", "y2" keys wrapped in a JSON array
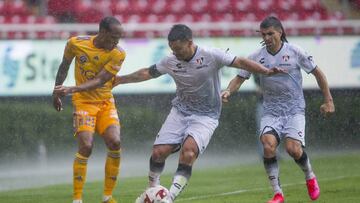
[{"x1": 135, "y1": 185, "x2": 172, "y2": 203}]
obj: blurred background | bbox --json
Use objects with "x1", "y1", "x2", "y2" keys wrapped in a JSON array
[{"x1": 0, "y1": 0, "x2": 359, "y2": 191}]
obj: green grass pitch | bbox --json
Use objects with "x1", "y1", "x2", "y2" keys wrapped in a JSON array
[{"x1": 0, "y1": 152, "x2": 359, "y2": 203}]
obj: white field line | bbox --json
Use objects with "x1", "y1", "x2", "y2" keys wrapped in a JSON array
[{"x1": 177, "y1": 175, "x2": 358, "y2": 202}]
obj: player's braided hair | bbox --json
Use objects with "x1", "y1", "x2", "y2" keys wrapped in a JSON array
[
  {"x1": 168, "y1": 24, "x2": 193, "y2": 42},
  {"x1": 260, "y1": 16, "x2": 288, "y2": 45},
  {"x1": 99, "y1": 16, "x2": 121, "y2": 32}
]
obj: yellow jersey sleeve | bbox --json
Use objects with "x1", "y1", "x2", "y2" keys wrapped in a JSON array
[
  {"x1": 63, "y1": 37, "x2": 76, "y2": 60},
  {"x1": 104, "y1": 48, "x2": 126, "y2": 75}
]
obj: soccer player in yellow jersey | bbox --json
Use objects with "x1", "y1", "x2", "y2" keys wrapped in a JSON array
[{"x1": 52, "y1": 16, "x2": 125, "y2": 203}]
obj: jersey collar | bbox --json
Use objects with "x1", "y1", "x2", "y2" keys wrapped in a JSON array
[
  {"x1": 184, "y1": 46, "x2": 198, "y2": 62},
  {"x1": 267, "y1": 42, "x2": 284, "y2": 56}
]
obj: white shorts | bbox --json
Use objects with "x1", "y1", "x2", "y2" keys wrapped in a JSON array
[
  {"x1": 260, "y1": 114, "x2": 306, "y2": 146},
  {"x1": 154, "y1": 107, "x2": 219, "y2": 154}
]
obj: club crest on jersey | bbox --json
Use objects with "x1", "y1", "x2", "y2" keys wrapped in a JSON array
[
  {"x1": 307, "y1": 56, "x2": 313, "y2": 62},
  {"x1": 196, "y1": 57, "x2": 204, "y2": 65},
  {"x1": 93, "y1": 56, "x2": 99, "y2": 61},
  {"x1": 282, "y1": 55, "x2": 290, "y2": 62},
  {"x1": 79, "y1": 55, "x2": 88, "y2": 64}
]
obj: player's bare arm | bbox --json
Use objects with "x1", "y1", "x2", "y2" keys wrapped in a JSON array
[
  {"x1": 54, "y1": 68, "x2": 114, "y2": 97},
  {"x1": 52, "y1": 56, "x2": 73, "y2": 111},
  {"x1": 311, "y1": 67, "x2": 335, "y2": 117},
  {"x1": 231, "y1": 57, "x2": 286, "y2": 75},
  {"x1": 113, "y1": 67, "x2": 153, "y2": 87},
  {"x1": 221, "y1": 76, "x2": 246, "y2": 103}
]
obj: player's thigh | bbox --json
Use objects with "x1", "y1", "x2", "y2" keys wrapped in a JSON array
[
  {"x1": 185, "y1": 115, "x2": 218, "y2": 154},
  {"x1": 73, "y1": 101, "x2": 99, "y2": 134},
  {"x1": 283, "y1": 114, "x2": 306, "y2": 147},
  {"x1": 96, "y1": 99, "x2": 120, "y2": 136},
  {"x1": 155, "y1": 108, "x2": 188, "y2": 145}
]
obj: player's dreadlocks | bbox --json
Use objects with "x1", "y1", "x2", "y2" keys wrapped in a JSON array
[
  {"x1": 168, "y1": 24, "x2": 193, "y2": 42},
  {"x1": 260, "y1": 16, "x2": 288, "y2": 45},
  {"x1": 99, "y1": 16, "x2": 121, "y2": 32}
]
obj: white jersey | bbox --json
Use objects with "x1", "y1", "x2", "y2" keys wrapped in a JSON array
[
  {"x1": 238, "y1": 43, "x2": 317, "y2": 116},
  {"x1": 153, "y1": 46, "x2": 236, "y2": 119}
]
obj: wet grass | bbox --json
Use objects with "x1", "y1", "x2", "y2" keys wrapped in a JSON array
[{"x1": 0, "y1": 152, "x2": 359, "y2": 203}]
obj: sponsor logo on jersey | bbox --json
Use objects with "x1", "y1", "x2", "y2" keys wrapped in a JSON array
[
  {"x1": 279, "y1": 63, "x2": 291, "y2": 67},
  {"x1": 259, "y1": 57, "x2": 265, "y2": 64},
  {"x1": 307, "y1": 56, "x2": 313, "y2": 62},
  {"x1": 176, "y1": 63, "x2": 183, "y2": 69}
]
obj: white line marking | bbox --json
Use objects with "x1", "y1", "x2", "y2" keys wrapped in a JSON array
[{"x1": 177, "y1": 175, "x2": 359, "y2": 202}]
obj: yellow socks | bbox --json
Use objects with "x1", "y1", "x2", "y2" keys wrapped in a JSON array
[
  {"x1": 73, "y1": 153, "x2": 88, "y2": 200},
  {"x1": 104, "y1": 149, "x2": 121, "y2": 196}
]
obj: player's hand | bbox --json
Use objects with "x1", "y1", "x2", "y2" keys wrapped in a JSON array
[
  {"x1": 53, "y1": 85, "x2": 73, "y2": 97},
  {"x1": 320, "y1": 100, "x2": 335, "y2": 117},
  {"x1": 221, "y1": 89, "x2": 231, "y2": 103},
  {"x1": 267, "y1": 67, "x2": 287, "y2": 75},
  {"x1": 52, "y1": 94, "x2": 63, "y2": 112}
]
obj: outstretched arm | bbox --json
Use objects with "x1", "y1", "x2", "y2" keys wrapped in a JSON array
[
  {"x1": 221, "y1": 75, "x2": 247, "y2": 103},
  {"x1": 230, "y1": 57, "x2": 285, "y2": 75},
  {"x1": 113, "y1": 66, "x2": 159, "y2": 87},
  {"x1": 311, "y1": 67, "x2": 335, "y2": 117},
  {"x1": 52, "y1": 56, "x2": 73, "y2": 111},
  {"x1": 53, "y1": 68, "x2": 114, "y2": 97}
]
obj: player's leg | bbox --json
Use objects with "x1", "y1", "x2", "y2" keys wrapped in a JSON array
[
  {"x1": 149, "y1": 144, "x2": 177, "y2": 187},
  {"x1": 261, "y1": 132, "x2": 284, "y2": 203},
  {"x1": 260, "y1": 116, "x2": 284, "y2": 203},
  {"x1": 169, "y1": 136, "x2": 198, "y2": 201},
  {"x1": 168, "y1": 114, "x2": 218, "y2": 201},
  {"x1": 102, "y1": 125, "x2": 121, "y2": 203},
  {"x1": 72, "y1": 101, "x2": 98, "y2": 203},
  {"x1": 149, "y1": 107, "x2": 187, "y2": 188},
  {"x1": 284, "y1": 114, "x2": 319, "y2": 200},
  {"x1": 73, "y1": 131, "x2": 94, "y2": 203},
  {"x1": 97, "y1": 99, "x2": 121, "y2": 203}
]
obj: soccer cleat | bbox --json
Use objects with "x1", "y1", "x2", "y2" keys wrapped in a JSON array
[
  {"x1": 73, "y1": 200, "x2": 83, "y2": 203},
  {"x1": 267, "y1": 193, "x2": 284, "y2": 203},
  {"x1": 306, "y1": 177, "x2": 320, "y2": 200},
  {"x1": 102, "y1": 196, "x2": 117, "y2": 203}
]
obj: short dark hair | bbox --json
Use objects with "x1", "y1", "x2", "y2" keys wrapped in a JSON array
[
  {"x1": 99, "y1": 16, "x2": 121, "y2": 32},
  {"x1": 260, "y1": 16, "x2": 288, "y2": 43},
  {"x1": 167, "y1": 24, "x2": 192, "y2": 42}
]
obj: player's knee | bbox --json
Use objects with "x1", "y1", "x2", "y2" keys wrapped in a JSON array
[
  {"x1": 180, "y1": 147, "x2": 197, "y2": 163},
  {"x1": 79, "y1": 143, "x2": 93, "y2": 157},
  {"x1": 152, "y1": 147, "x2": 169, "y2": 162},
  {"x1": 262, "y1": 142, "x2": 276, "y2": 154},
  {"x1": 107, "y1": 138, "x2": 121, "y2": 151},
  {"x1": 285, "y1": 144, "x2": 302, "y2": 159}
]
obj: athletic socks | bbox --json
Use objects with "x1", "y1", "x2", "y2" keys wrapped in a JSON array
[
  {"x1": 104, "y1": 149, "x2": 121, "y2": 196},
  {"x1": 295, "y1": 151, "x2": 315, "y2": 180},
  {"x1": 264, "y1": 157, "x2": 283, "y2": 195},
  {"x1": 73, "y1": 153, "x2": 88, "y2": 201},
  {"x1": 149, "y1": 157, "x2": 165, "y2": 187},
  {"x1": 169, "y1": 163, "x2": 192, "y2": 201}
]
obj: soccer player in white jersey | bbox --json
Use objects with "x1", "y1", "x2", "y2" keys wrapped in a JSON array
[
  {"x1": 113, "y1": 24, "x2": 284, "y2": 202},
  {"x1": 222, "y1": 16, "x2": 335, "y2": 203}
]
